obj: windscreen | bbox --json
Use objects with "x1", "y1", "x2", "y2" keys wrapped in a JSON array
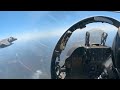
[
  {"x1": 87, "y1": 29, "x2": 105, "y2": 45},
  {"x1": 61, "y1": 23, "x2": 117, "y2": 65}
]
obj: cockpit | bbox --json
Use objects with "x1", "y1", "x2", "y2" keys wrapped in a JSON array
[
  {"x1": 51, "y1": 16, "x2": 120, "y2": 79},
  {"x1": 63, "y1": 30, "x2": 112, "y2": 79}
]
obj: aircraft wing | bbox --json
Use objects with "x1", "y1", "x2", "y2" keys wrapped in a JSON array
[{"x1": 0, "y1": 39, "x2": 11, "y2": 46}]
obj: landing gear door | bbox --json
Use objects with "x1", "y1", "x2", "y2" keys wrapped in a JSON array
[{"x1": 112, "y1": 28, "x2": 120, "y2": 69}]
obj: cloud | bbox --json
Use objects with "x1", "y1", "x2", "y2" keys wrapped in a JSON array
[
  {"x1": 11, "y1": 22, "x2": 118, "y2": 44},
  {"x1": 13, "y1": 27, "x2": 67, "y2": 42},
  {"x1": 32, "y1": 70, "x2": 43, "y2": 79},
  {"x1": 84, "y1": 23, "x2": 118, "y2": 32}
]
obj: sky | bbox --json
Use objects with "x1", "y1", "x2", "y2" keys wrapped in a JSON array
[{"x1": 0, "y1": 11, "x2": 120, "y2": 40}]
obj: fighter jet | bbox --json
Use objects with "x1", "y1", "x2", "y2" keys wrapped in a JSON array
[{"x1": 0, "y1": 37, "x2": 17, "y2": 48}]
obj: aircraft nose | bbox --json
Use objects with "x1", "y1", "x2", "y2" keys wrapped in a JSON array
[{"x1": 13, "y1": 37, "x2": 17, "y2": 40}]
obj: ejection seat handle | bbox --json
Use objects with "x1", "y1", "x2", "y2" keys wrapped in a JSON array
[{"x1": 101, "y1": 32, "x2": 108, "y2": 46}]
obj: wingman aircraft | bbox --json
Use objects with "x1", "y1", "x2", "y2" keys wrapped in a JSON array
[
  {"x1": 51, "y1": 16, "x2": 120, "y2": 79},
  {"x1": 0, "y1": 37, "x2": 17, "y2": 48}
]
